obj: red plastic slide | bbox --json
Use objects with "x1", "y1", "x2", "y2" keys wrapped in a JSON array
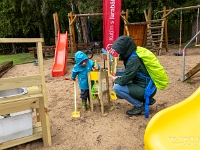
[{"x1": 51, "y1": 31, "x2": 68, "y2": 77}]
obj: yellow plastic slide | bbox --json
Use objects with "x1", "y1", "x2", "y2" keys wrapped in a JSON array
[{"x1": 144, "y1": 86, "x2": 200, "y2": 150}]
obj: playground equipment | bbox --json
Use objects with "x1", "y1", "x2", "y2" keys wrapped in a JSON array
[
  {"x1": 173, "y1": 10, "x2": 183, "y2": 56},
  {"x1": 67, "y1": 9, "x2": 150, "y2": 58},
  {"x1": 181, "y1": 30, "x2": 200, "y2": 81},
  {"x1": 123, "y1": 21, "x2": 147, "y2": 47},
  {"x1": 51, "y1": 31, "x2": 68, "y2": 77},
  {"x1": 67, "y1": 11, "x2": 128, "y2": 57},
  {"x1": 143, "y1": 7, "x2": 170, "y2": 55},
  {"x1": 144, "y1": 86, "x2": 200, "y2": 150},
  {"x1": 0, "y1": 38, "x2": 51, "y2": 149},
  {"x1": 157, "y1": 5, "x2": 200, "y2": 55},
  {"x1": 88, "y1": 69, "x2": 112, "y2": 116}
]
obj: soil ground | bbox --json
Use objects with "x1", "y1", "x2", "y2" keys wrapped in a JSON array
[{"x1": 2, "y1": 46, "x2": 200, "y2": 150}]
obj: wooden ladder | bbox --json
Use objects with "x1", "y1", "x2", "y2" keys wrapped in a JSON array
[
  {"x1": 144, "y1": 10, "x2": 166, "y2": 55},
  {"x1": 146, "y1": 19, "x2": 165, "y2": 55}
]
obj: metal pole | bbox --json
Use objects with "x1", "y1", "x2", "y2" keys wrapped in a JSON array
[
  {"x1": 181, "y1": 29, "x2": 200, "y2": 81},
  {"x1": 196, "y1": 8, "x2": 199, "y2": 45}
]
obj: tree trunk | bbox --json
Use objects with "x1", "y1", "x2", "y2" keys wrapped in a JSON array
[
  {"x1": 35, "y1": 0, "x2": 45, "y2": 45},
  {"x1": 80, "y1": 17, "x2": 88, "y2": 44},
  {"x1": 70, "y1": 0, "x2": 83, "y2": 43},
  {"x1": 41, "y1": 0, "x2": 49, "y2": 39},
  {"x1": 76, "y1": 0, "x2": 88, "y2": 44},
  {"x1": 192, "y1": 9, "x2": 200, "y2": 44},
  {"x1": 11, "y1": 43, "x2": 16, "y2": 54}
]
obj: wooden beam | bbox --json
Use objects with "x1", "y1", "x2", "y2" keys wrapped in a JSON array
[
  {"x1": 39, "y1": 97, "x2": 52, "y2": 146},
  {"x1": 185, "y1": 63, "x2": 200, "y2": 79},
  {"x1": 69, "y1": 12, "x2": 77, "y2": 52},
  {"x1": 0, "y1": 132, "x2": 42, "y2": 149},
  {"x1": 162, "y1": 8, "x2": 175, "y2": 18},
  {"x1": 147, "y1": 9, "x2": 152, "y2": 20},
  {"x1": 120, "y1": 14, "x2": 129, "y2": 24},
  {"x1": 53, "y1": 13, "x2": 58, "y2": 44},
  {"x1": 0, "y1": 38, "x2": 43, "y2": 43},
  {"x1": 121, "y1": 14, "x2": 129, "y2": 36},
  {"x1": 55, "y1": 12, "x2": 60, "y2": 32},
  {"x1": 0, "y1": 75, "x2": 42, "y2": 91},
  {"x1": 69, "y1": 15, "x2": 78, "y2": 26},
  {"x1": 158, "y1": 5, "x2": 200, "y2": 13},
  {"x1": 144, "y1": 10, "x2": 148, "y2": 21},
  {"x1": 68, "y1": 12, "x2": 126, "y2": 17},
  {"x1": 163, "y1": 6, "x2": 169, "y2": 52},
  {"x1": 123, "y1": 9, "x2": 129, "y2": 35},
  {"x1": 0, "y1": 98, "x2": 40, "y2": 115}
]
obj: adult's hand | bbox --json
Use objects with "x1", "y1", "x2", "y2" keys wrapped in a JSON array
[{"x1": 111, "y1": 76, "x2": 119, "y2": 82}]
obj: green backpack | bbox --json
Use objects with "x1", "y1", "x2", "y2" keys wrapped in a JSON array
[{"x1": 133, "y1": 46, "x2": 169, "y2": 90}]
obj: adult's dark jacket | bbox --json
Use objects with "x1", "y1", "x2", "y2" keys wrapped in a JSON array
[{"x1": 112, "y1": 36, "x2": 156, "y2": 101}]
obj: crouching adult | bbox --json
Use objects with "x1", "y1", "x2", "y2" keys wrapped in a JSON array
[{"x1": 111, "y1": 36, "x2": 156, "y2": 116}]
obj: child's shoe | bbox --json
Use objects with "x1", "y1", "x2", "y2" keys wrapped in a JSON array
[{"x1": 82, "y1": 102, "x2": 86, "y2": 112}]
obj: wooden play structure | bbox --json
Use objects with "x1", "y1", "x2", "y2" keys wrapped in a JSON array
[
  {"x1": 121, "y1": 10, "x2": 148, "y2": 47},
  {"x1": 53, "y1": 12, "x2": 73, "y2": 63},
  {"x1": 88, "y1": 69, "x2": 112, "y2": 116},
  {"x1": 67, "y1": 9, "x2": 171, "y2": 56},
  {"x1": 57, "y1": 5, "x2": 200, "y2": 57},
  {"x1": 0, "y1": 38, "x2": 51, "y2": 149},
  {"x1": 155, "y1": 5, "x2": 200, "y2": 80},
  {"x1": 141, "y1": 7, "x2": 170, "y2": 55},
  {"x1": 153, "y1": 5, "x2": 200, "y2": 55},
  {"x1": 68, "y1": 10, "x2": 150, "y2": 57},
  {"x1": 124, "y1": 22, "x2": 147, "y2": 47}
]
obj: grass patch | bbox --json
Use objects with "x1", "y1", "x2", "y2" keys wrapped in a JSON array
[{"x1": 0, "y1": 53, "x2": 37, "y2": 65}]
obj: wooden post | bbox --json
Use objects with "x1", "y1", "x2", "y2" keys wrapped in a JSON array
[
  {"x1": 55, "y1": 12, "x2": 60, "y2": 32},
  {"x1": 69, "y1": 12, "x2": 77, "y2": 54},
  {"x1": 37, "y1": 42, "x2": 48, "y2": 107},
  {"x1": 53, "y1": 13, "x2": 58, "y2": 45},
  {"x1": 147, "y1": 9, "x2": 151, "y2": 20},
  {"x1": 123, "y1": 9, "x2": 129, "y2": 35},
  {"x1": 39, "y1": 97, "x2": 52, "y2": 146},
  {"x1": 121, "y1": 14, "x2": 129, "y2": 36},
  {"x1": 163, "y1": 6, "x2": 169, "y2": 52}
]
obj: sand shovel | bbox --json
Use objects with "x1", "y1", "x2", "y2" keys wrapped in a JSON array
[{"x1": 71, "y1": 81, "x2": 80, "y2": 118}]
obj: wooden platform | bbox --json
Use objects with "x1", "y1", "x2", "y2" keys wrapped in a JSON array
[{"x1": 0, "y1": 38, "x2": 51, "y2": 149}]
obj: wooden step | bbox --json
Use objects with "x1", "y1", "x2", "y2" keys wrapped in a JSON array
[
  {"x1": 147, "y1": 33, "x2": 163, "y2": 36},
  {"x1": 149, "y1": 26, "x2": 164, "y2": 29},
  {"x1": 150, "y1": 24, "x2": 162, "y2": 27},
  {"x1": 147, "y1": 19, "x2": 164, "y2": 23},
  {"x1": 152, "y1": 40, "x2": 164, "y2": 43}
]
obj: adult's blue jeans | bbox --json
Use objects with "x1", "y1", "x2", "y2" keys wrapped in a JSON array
[{"x1": 113, "y1": 84, "x2": 142, "y2": 107}]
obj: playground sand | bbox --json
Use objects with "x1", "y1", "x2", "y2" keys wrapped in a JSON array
[{"x1": 3, "y1": 47, "x2": 200, "y2": 150}]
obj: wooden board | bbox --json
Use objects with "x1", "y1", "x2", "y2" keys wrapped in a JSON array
[{"x1": 127, "y1": 23, "x2": 147, "y2": 46}]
